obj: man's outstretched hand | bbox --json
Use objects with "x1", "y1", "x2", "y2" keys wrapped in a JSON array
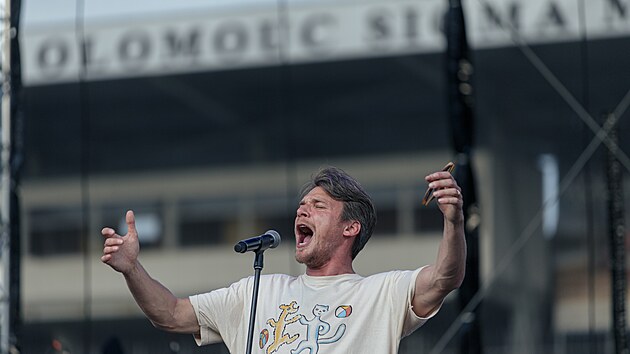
[
  {"x1": 424, "y1": 170, "x2": 464, "y2": 225},
  {"x1": 101, "y1": 210, "x2": 140, "y2": 275}
]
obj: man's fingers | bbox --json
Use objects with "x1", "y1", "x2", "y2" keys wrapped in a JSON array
[
  {"x1": 101, "y1": 227, "x2": 117, "y2": 238},
  {"x1": 427, "y1": 179, "x2": 458, "y2": 191},
  {"x1": 437, "y1": 196, "x2": 462, "y2": 204},
  {"x1": 104, "y1": 238, "x2": 123, "y2": 246},
  {"x1": 103, "y1": 246, "x2": 120, "y2": 254},
  {"x1": 433, "y1": 187, "x2": 461, "y2": 197},
  {"x1": 425, "y1": 174, "x2": 456, "y2": 188},
  {"x1": 425, "y1": 171, "x2": 454, "y2": 182},
  {"x1": 126, "y1": 210, "x2": 137, "y2": 237},
  {"x1": 103, "y1": 210, "x2": 137, "y2": 239},
  {"x1": 101, "y1": 254, "x2": 111, "y2": 262}
]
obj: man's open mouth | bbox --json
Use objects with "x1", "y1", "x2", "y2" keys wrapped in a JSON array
[{"x1": 296, "y1": 224, "x2": 314, "y2": 248}]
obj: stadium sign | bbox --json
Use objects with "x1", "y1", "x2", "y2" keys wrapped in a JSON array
[{"x1": 22, "y1": 0, "x2": 630, "y2": 85}]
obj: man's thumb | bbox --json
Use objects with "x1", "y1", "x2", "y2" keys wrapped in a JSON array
[{"x1": 126, "y1": 210, "x2": 137, "y2": 236}]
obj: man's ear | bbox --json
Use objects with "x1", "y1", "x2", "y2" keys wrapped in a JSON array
[{"x1": 343, "y1": 220, "x2": 361, "y2": 238}]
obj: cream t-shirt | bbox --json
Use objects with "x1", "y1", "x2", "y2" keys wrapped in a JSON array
[{"x1": 189, "y1": 267, "x2": 438, "y2": 354}]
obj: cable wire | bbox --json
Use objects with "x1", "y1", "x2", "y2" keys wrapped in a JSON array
[
  {"x1": 474, "y1": 0, "x2": 630, "y2": 172},
  {"x1": 576, "y1": 0, "x2": 598, "y2": 351},
  {"x1": 75, "y1": 0, "x2": 93, "y2": 353},
  {"x1": 273, "y1": 0, "x2": 302, "y2": 276}
]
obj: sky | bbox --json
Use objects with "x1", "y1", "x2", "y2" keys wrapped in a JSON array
[{"x1": 22, "y1": 0, "x2": 320, "y2": 26}]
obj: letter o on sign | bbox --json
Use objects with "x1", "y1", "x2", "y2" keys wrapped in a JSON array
[
  {"x1": 37, "y1": 39, "x2": 69, "y2": 72},
  {"x1": 213, "y1": 22, "x2": 248, "y2": 56},
  {"x1": 119, "y1": 31, "x2": 151, "y2": 62}
]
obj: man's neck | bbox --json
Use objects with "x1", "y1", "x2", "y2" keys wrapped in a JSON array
[{"x1": 305, "y1": 260, "x2": 355, "y2": 277}]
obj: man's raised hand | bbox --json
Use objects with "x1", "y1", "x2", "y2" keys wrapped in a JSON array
[
  {"x1": 424, "y1": 171, "x2": 464, "y2": 224},
  {"x1": 101, "y1": 210, "x2": 140, "y2": 274}
]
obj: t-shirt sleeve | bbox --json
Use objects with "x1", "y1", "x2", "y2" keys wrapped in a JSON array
[
  {"x1": 188, "y1": 277, "x2": 249, "y2": 346},
  {"x1": 401, "y1": 266, "x2": 443, "y2": 337}
]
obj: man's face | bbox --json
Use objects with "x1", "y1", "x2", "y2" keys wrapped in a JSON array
[{"x1": 294, "y1": 186, "x2": 347, "y2": 268}]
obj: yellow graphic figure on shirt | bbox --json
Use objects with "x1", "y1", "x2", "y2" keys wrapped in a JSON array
[{"x1": 265, "y1": 301, "x2": 301, "y2": 354}]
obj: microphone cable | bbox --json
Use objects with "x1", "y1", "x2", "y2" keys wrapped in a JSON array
[{"x1": 74, "y1": 0, "x2": 93, "y2": 352}]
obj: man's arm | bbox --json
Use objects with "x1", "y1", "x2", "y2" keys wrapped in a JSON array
[
  {"x1": 101, "y1": 210, "x2": 200, "y2": 334},
  {"x1": 412, "y1": 170, "x2": 467, "y2": 317}
]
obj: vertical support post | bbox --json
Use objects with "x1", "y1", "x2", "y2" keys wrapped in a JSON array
[
  {"x1": 605, "y1": 115, "x2": 628, "y2": 354},
  {"x1": 444, "y1": 0, "x2": 482, "y2": 353},
  {"x1": 0, "y1": 0, "x2": 12, "y2": 351},
  {"x1": 0, "y1": 0, "x2": 13, "y2": 352}
]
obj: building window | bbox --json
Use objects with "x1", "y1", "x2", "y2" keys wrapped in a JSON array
[
  {"x1": 373, "y1": 207, "x2": 397, "y2": 236},
  {"x1": 414, "y1": 204, "x2": 443, "y2": 233},
  {"x1": 29, "y1": 208, "x2": 83, "y2": 256},
  {"x1": 178, "y1": 198, "x2": 239, "y2": 246},
  {"x1": 180, "y1": 217, "x2": 231, "y2": 246},
  {"x1": 254, "y1": 214, "x2": 294, "y2": 245}
]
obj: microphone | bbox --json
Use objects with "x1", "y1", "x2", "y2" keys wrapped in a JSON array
[{"x1": 234, "y1": 230, "x2": 281, "y2": 253}]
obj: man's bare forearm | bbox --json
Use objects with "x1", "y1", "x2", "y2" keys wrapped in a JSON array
[
  {"x1": 123, "y1": 261, "x2": 198, "y2": 333},
  {"x1": 433, "y1": 216, "x2": 466, "y2": 292},
  {"x1": 413, "y1": 170, "x2": 467, "y2": 317}
]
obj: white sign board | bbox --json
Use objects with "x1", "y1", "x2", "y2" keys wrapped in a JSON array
[{"x1": 21, "y1": 0, "x2": 630, "y2": 85}]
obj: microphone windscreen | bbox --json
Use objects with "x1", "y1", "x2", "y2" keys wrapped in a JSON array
[{"x1": 266, "y1": 230, "x2": 281, "y2": 248}]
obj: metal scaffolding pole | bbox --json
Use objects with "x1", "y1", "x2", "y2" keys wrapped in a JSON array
[
  {"x1": 605, "y1": 116, "x2": 629, "y2": 354},
  {"x1": 444, "y1": 1, "x2": 482, "y2": 353},
  {"x1": 0, "y1": 0, "x2": 12, "y2": 352}
]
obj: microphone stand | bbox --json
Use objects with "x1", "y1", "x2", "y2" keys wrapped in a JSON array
[{"x1": 245, "y1": 249, "x2": 265, "y2": 354}]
